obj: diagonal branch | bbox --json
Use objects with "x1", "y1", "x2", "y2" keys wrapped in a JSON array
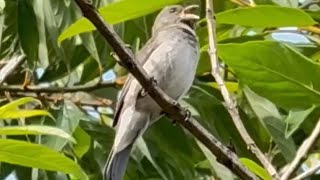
[
  {"x1": 281, "y1": 118, "x2": 320, "y2": 180},
  {"x1": 205, "y1": 0, "x2": 279, "y2": 179},
  {"x1": 291, "y1": 163, "x2": 320, "y2": 180},
  {"x1": 0, "y1": 55, "x2": 26, "y2": 85},
  {"x1": 73, "y1": 0, "x2": 258, "y2": 179}
]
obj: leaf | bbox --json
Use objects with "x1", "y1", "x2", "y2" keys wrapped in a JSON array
[
  {"x1": 17, "y1": 0, "x2": 39, "y2": 67},
  {"x1": 43, "y1": 101, "x2": 85, "y2": 151},
  {"x1": 218, "y1": 41, "x2": 320, "y2": 109},
  {"x1": 58, "y1": 0, "x2": 181, "y2": 43},
  {"x1": 0, "y1": 0, "x2": 5, "y2": 14},
  {"x1": 240, "y1": 158, "x2": 271, "y2": 180},
  {"x1": 216, "y1": 5, "x2": 316, "y2": 27},
  {"x1": 0, "y1": 97, "x2": 52, "y2": 119},
  {"x1": 0, "y1": 125, "x2": 75, "y2": 142},
  {"x1": 244, "y1": 86, "x2": 296, "y2": 162},
  {"x1": 0, "y1": 97, "x2": 41, "y2": 110},
  {"x1": 285, "y1": 106, "x2": 316, "y2": 138},
  {"x1": 79, "y1": 120, "x2": 114, "y2": 150},
  {"x1": 136, "y1": 138, "x2": 168, "y2": 180},
  {"x1": 0, "y1": 139, "x2": 87, "y2": 180},
  {"x1": 73, "y1": 127, "x2": 90, "y2": 158},
  {"x1": 0, "y1": 110, "x2": 51, "y2": 120},
  {"x1": 197, "y1": 141, "x2": 235, "y2": 180},
  {"x1": 184, "y1": 83, "x2": 266, "y2": 158}
]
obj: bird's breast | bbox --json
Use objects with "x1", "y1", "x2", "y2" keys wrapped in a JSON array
[{"x1": 161, "y1": 33, "x2": 199, "y2": 99}]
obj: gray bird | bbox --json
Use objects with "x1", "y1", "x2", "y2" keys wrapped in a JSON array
[{"x1": 105, "y1": 5, "x2": 199, "y2": 180}]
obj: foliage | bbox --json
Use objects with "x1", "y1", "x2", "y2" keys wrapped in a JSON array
[{"x1": 0, "y1": 0, "x2": 320, "y2": 179}]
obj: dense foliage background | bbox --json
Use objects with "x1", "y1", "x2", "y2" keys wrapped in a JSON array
[{"x1": 0, "y1": 0, "x2": 320, "y2": 179}]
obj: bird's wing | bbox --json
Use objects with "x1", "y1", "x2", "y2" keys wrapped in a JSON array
[{"x1": 112, "y1": 37, "x2": 161, "y2": 127}]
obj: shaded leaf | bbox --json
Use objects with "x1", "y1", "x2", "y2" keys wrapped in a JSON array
[
  {"x1": 17, "y1": 0, "x2": 39, "y2": 67},
  {"x1": 43, "y1": 101, "x2": 85, "y2": 151},
  {"x1": 285, "y1": 106, "x2": 316, "y2": 138},
  {"x1": 244, "y1": 86, "x2": 296, "y2": 162},
  {"x1": 197, "y1": 141, "x2": 235, "y2": 180},
  {"x1": 136, "y1": 138, "x2": 168, "y2": 180}
]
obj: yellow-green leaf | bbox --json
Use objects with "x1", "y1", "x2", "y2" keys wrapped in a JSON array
[
  {"x1": 0, "y1": 139, "x2": 87, "y2": 180},
  {"x1": 58, "y1": 0, "x2": 181, "y2": 43}
]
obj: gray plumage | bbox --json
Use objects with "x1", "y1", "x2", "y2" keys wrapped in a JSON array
[{"x1": 105, "y1": 5, "x2": 199, "y2": 180}]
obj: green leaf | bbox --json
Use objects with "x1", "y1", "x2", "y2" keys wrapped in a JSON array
[
  {"x1": 17, "y1": 0, "x2": 39, "y2": 67},
  {"x1": 0, "y1": 125, "x2": 75, "y2": 142},
  {"x1": 136, "y1": 138, "x2": 168, "y2": 180},
  {"x1": 285, "y1": 106, "x2": 316, "y2": 138},
  {"x1": 43, "y1": 101, "x2": 84, "y2": 151},
  {"x1": 218, "y1": 41, "x2": 320, "y2": 109},
  {"x1": 184, "y1": 83, "x2": 267, "y2": 158},
  {"x1": 0, "y1": 139, "x2": 87, "y2": 179},
  {"x1": 73, "y1": 127, "x2": 90, "y2": 158},
  {"x1": 0, "y1": 97, "x2": 52, "y2": 119},
  {"x1": 0, "y1": 97, "x2": 41, "y2": 110},
  {"x1": 0, "y1": 110, "x2": 51, "y2": 120},
  {"x1": 58, "y1": 0, "x2": 181, "y2": 43},
  {"x1": 0, "y1": 0, "x2": 5, "y2": 14},
  {"x1": 240, "y1": 158, "x2": 271, "y2": 180},
  {"x1": 244, "y1": 86, "x2": 296, "y2": 162},
  {"x1": 216, "y1": 5, "x2": 316, "y2": 27},
  {"x1": 197, "y1": 141, "x2": 235, "y2": 180}
]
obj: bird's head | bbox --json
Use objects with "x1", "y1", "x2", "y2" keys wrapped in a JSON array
[{"x1": 152, "y1": 5, "x2": 199, "y2": 34}]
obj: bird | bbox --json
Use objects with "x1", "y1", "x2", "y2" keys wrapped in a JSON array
[{"x1": 104, "y1": 5, "x2": 200, "y2": 180}]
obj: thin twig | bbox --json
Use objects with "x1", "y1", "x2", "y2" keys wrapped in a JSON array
[
  {"x1": 6, "y1": 92, "x2": 113, "y2": 107},
  {"x1": 0, "y1": 80, "x2": 117, "y2": 93},
  {"x1": 73, "y1": 0, "x2": 258, "y2": 179},
  {"x1": 291, "y1": 164, "x2": 320, "y2": 180},
  {"x1": 205, "y1": 0, "x2": 279, "y2": 179},
  {"x1": 0, "y1": 55, "x2": 26, "y2": 84},
  {"x1": 281, "y1": 118, "x2": 320, "y2": 180}
]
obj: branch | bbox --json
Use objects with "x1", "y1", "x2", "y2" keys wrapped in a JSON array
[
  {"x1": 73, "y1": 0, "x2": 258, "y2": 179},
  {"x1": 0, "y1": 55, "x2": 26, "y2": 84},
  {"x1": 280, "y1": 118, "x2": 320, "y2": 180},
  {"x1": 205, "y1": 0, "x2": 279, "y2": 179},
  {"x1": 292, "y1": 164, "x2": 320, "y2": 180},
  {"x1": 0, "y1": 80, "x2": 117, "y2": 93},
  {"x1": 7, "y1": 92, "x2": 113, "y2": 107}
]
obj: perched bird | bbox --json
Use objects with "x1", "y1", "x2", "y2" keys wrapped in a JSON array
[{"x1": 105, "y1": 5, "x2": 200, "y2": 180}]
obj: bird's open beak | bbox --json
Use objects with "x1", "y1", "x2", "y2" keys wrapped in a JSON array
[{"x1": 180, "y1": 5, "x2": 200, "y2": 21}]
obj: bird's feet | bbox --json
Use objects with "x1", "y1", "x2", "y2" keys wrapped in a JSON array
[{"x1": 170, "y1": 100, "x2": 192, "y2": 125}]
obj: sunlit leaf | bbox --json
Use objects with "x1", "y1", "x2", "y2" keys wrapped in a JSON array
[
  {"x1": 73, "y1": 127, "x2": 90, "y2": 158},
  {"x1": 217, "y1": 5, "x2": 316, "y2": 27},
  {"x1": 58, "y1": 0, "x2": 181, "y2": 43},
  {"x1": 0, "y1": 97, "x2": 52, "y2": 119},
  {"x1": 240, "y1": 158, "x2": 271, "y2": 180},
  {"x1": 0, "y1": 125, "x2": 75, "y2": 142},
  {"x1": 0, "y1": 139, "x2": 87, "y2": 179},
  {"x1": 219, "y1": 41, "x2": 320, "y2": 109}
]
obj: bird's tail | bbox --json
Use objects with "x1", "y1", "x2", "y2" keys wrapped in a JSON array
[{"x1": 104, "y1": 144, "x2": 133, "y2": 180}]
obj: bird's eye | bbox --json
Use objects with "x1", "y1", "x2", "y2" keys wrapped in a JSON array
[{"x1": 170, "y1": 7, "x2": 177, "y2": 13}]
